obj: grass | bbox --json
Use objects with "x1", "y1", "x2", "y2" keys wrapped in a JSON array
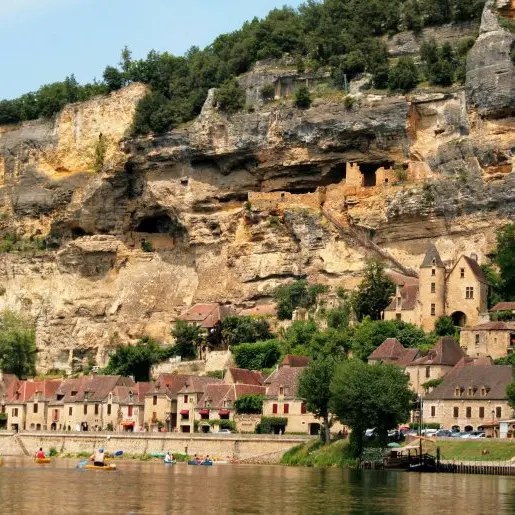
[
  {"x1": 411, "y1": 439, "x2": 515, "y2": 462},
  {"x1": 280, "y1": 439, "x2": 358, "y2": 468}
]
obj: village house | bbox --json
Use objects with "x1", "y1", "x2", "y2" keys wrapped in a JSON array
[
  {"x1": 490, "y1": 302, "x2": 515, "y2": 317},
  {"x1": 424, "y1": 363, "x2": 514, "y2": 432},
  {"x1": 404, "y1": 337, "x2": 465, "y2": 395},
  {"x1": 196, "y1": 383, "x2": 266, "y2": 433},
  {"x1": 460, "y1": 321, "x2": 515, "y2": 360},
  {"x1": 223, "y1": 367, "x2": 263, "y2": 386},
  {"x1": 384, "y1": 245, "x2": 489, "y2": 331},
  {"x1": 368, "y1": 338, "x2": 420, "y2": 366}
]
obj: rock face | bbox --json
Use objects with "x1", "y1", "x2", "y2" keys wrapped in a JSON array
[
  {"x1": 466, "y1": 0, "x2": 515, "y2": 116},
  {"x1": 0, "y1": 3, "x2": 514, "y2": 373}
]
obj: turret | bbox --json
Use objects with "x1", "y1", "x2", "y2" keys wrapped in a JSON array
[{"x1": 419, "y1": 244, "x2": 446, "y2": 331}]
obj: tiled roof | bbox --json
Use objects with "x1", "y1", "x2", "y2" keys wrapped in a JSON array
[
  {"x1": 227, "y1": 368, "x2": 263, "y2": 386},
  {"x1": 386, "y1": 271, "x2": 419, "y2": 287},
  {"x1": 425, "y1": 365, "x2": 513, "y2": 401},
  {"x1": 197, "y1": 383, "x2": 266, "y2": 409},
  {"x1": 369, "y1": 339, "x2": 420, "y2": 365},
  {"x1": 7, "y1": 379, "x2": 63, "y2": 403},
  {"x1": 384, "y1": 284, "x2": 419, "y2": 312},
  {"x1": 462, "y1": 255, "x2": 489, "y2": 284},
  {"x1": 410, "y1": 337, "x2": 464, "y2": 366},
  {"x1": 150, "y1": 374, "x2": 197, "y2": 395},
  {"x1": 178, "y1": 303, "x2": 235, "y2": 329},
  {"x1": 60, "y1": 375, "x2": 134, "y2": 403},
  {"x1": 464, "y1": 321, "x2": 515, "y2": 331},
  {"x1": 282, "y1": 355, "x2": 311, "y2": 368},
  {"x1": 238, "y1": 304, "x2": 278, "y2": 317},
  {"x1": 265, "y1": 366, "x2": 305, "y2": 398},
  {"x1": 111, "y1": 382, "x2": 152, "y2": 405},
  {"x1": 177, "y1": 375, "x2": 223, "y2": 394},
  {"x1": 490, "y1": 302, "x2": 515, "y2": 312},
  {"x1": 420, "y1": 244, "x2": 444, "y2": 268}
]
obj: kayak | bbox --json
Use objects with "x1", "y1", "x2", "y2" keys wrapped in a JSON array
[
  {"x1": 84, "y1": 464, "x2": 117, "y2": 471},
  {"x1": 151, "y1": 452, "x2": 165, "y2": 458},
  {"x1": 34, "y1": 458, "x2": 51, "y2": 464},
  {"x1": 188, "y1": 460, "x2": 213, "y2": 466},
  {"x1": 164, "y1": 459, "x2": 177, "y2": 465}
]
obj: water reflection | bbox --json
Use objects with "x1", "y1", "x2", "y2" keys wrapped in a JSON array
[{"x1": 0, "y1": 458, "x2": 513, "y2": 514}]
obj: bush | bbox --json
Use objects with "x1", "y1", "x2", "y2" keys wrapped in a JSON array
[
  {"x1": 256, "y1": 417, "x2": 288, "y2": 434},
  {"x1": 48, "y1": 447, "x2": 59, "y2": 457},
  {"x1": 394, "y1": 165, "x2": 408, "y2": 182},
  {"x1": 233, "y1": 340, "x2": 281, "y2": 370},
  {"x1": 93, "y1": 134, "x2": 108, "y2": 173},
  {"x1": 260, "y1": 83, "x2": 276, "y2": 101},
  {"x1": 221, "y1": 316, "x2": 272, "y2": 347},
  {"x1": 171, "y1": 320, "x2": 200, "y2": 360},
  {"x1": 387, "y1": 57, "x2": 419, "y2": 92},
  {"x1": 343, "y1": 96, "x2": 355, "y2": 110},
  {"x1": 215, "y1": 79, "x2": 245, "y2": 114},
  {"x1": 234, "y1": 394, "x2": 265, "y2": 414},
  {"x1": 141, "y1": 240, "x2": 154, "y2": 253},
  {"x1": 206, "y1": 370, "x2": 224, "y2": 379},
  {"x1": 295, "y1": 86, "x2": 312, "y2": 109},
  {"x1": 273, "y1": 280, "x2": 328, "y2": 320}
]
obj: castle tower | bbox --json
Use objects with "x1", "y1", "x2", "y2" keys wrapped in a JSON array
[{"x1": 418, "y1": 244, "x2": 446, "y2": 331}]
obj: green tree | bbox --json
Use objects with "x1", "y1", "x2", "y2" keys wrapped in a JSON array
[
  {"x1": 221, "y1": 316, "x2": 272, "y2": 347},
  {"x1": 171, "y1": 320, "x2": 200, "y2": 360},
  {"x1": 295, "y1": 86, "x2": 312, "y2": 109},
  {"x1": 495, "y1": 224, "x2": 515, "y2": 301},
  {"x1": 103, "y1": 336, "x2": 172, "y2": 382},
  {"x1": 481, "y1": 264, "x2": 502, "y2": 308},
  {"x1": 387, "y1": 57, "x2": 419, "y2": 92},
  {"x1": 351, "y1": 261, "x2": 395, "y2": 321},
  {"x1": 434, "y1": 316, "x2": 455, "y2": 336},
  {"x1": 330, "y1": 360, "x2": 414, "y2": 457},
  {"x1": 273, "y1": 280, "x2": 328, "y2": 320},
  {"x1": 506, "y1": 381, "x2": 515, "y2": 411},
  {"x1": 0, "y1": 311, "x2": 37, "y2": 379},
  {"x1": 234, "y1": 394, "x2": 265, "y2": 414},
  {"x1": 297, "y1": 356, "x2": 341, "y2": 444},
  {"x1": 233, "y1": 340, "x2": 281, "y2": 370},
  {"x1": 215, "y1": 78, "x2": 246, "y2": 113},
  {"x1": 103, "y1": 66, "x2": 124, "y2": 91}
]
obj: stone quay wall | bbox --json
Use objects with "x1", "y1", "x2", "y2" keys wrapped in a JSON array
[{"x1": 0, "y1": 432, "x2": 311, "y2": 462}]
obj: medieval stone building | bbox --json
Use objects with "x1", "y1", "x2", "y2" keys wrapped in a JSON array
[{"x1": 384, "y1": 245, "x2": 489, "y2": 331}]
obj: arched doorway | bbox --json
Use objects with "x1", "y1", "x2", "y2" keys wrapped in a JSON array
[
  {"x1": 309, "y1": 423, "x2": 321, "y2": 436},
  {"x1": 451, "y1": 311, "x2": 467, "y2": 327},
  {"x1": 464, "y1": 425, "x2": 473, "y2": 432},
  {"x1": 50, "y1": 423, "x2": 57, "y2": 431}
]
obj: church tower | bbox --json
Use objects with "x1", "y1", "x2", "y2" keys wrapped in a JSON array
[{"x1": 418, "y1": 244, "x2": 446, "y2": 331}]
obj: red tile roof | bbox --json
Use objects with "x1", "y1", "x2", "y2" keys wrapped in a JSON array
[
  {"x1": 490, "y1": 302, "x2": 515, "y2": 312},
  {"x1": 265, "y1": 366, "x2": 305, "y2": 398},
  {"x1": 177, "y1": 375, "x2": 223, "y2": 394},
  {"x1": 369, "y1": 338, "x2": 406, "y2": 360},
  {"x1": 238, "y1": 304, "x2": 278, "y2": 317},
  {"x1": 197, "y1": 383, "x2": 266, "y2": 409},
  {"x1": 384, "y1": 284, "x2": 419, "y2": 312},
  {"x1": 226, "y1": 368, "x2": 263, "y2": 386},
  {"x1": 178, "y1": 303, "x2": 235, "y2": 329},
  {"x1": 465, "y1": 321, "x2": 515, "y2": 331},
  {"x1": 150, "y1": 374, "x2": 197, "y2": 395},
  {"x1": 410, "y1": 337, "x2": 464, "y2": 367},
  {"x1": 7, "y1": 379, "x2": 63, "y2": 403},
  {"x1": 282, "y1": 355, "x2": 311, "y2": 368}
]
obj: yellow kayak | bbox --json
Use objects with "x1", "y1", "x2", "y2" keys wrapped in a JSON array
[
  {"x1": 84, "y1": 464, "x2": 117, "y2": 471},
  {"x1": 34, "y1": 458, "x2": 51, "y2": 464}
]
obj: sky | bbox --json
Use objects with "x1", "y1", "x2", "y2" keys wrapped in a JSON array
[{"x1": 0, "y1": 0, "x2": 304, "y2": 100}]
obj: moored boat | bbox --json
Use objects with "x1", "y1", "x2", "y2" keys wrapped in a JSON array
[
  {"x1": 187, "y1": 460, "x2": 213, "y2": 466},
  {"x1": 34, "y1": 458, "x2": 51, "y2": 464},
  {"x1": 84, "y1": 463, "x2": 117, "y2": 471}
]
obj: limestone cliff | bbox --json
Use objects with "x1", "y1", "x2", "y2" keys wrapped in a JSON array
[{"x1": 0, "y1": 2, "x2": 514, "y2": 373}]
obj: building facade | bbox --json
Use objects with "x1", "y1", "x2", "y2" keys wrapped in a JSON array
[{"x1": 460, "y1": 322, "x2": 515, "y2": 360}]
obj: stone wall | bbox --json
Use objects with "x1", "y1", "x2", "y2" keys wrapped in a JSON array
[
  {"x1": 0, "y1": 432, "x2": 310, "y2": 461},
  {"x1": 460, "y1": 328, "x2": 513, "y2": 359},
  {"x1": 248, "y1": 190, "x2": 323, "y2": 211}
]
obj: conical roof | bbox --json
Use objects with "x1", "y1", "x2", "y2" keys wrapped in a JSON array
[{"x1": 420, "y1": 244, "x2": 444, "y2": 268}]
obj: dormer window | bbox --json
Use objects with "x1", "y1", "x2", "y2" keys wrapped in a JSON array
[
  {"x1": 84, "y1": 392, "x2": 89, "y2": 402},
  {"x1": 455, "y1": 387, "x2": 462, "y2": 397},
  {"x1": 468, "y1": 388, "x2": 473, "y2": 396},
  {"x1": 432, "y1": 258, "x2": 436, "y2": 265},
  {"x1": 71, "y1": 391, "x2": 77, "y2": 397},
  {"x1": 279, "y1": 386, "x2": 284, "y2": 396}
]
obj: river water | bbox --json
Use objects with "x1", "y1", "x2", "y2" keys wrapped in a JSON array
[{"x1": 1, "y1": 457, "x2": 514, "y2": 514}]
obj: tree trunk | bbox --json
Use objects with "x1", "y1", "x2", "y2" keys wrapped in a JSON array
[{"x1": 323, "y1": 414, "x2": 331, "y2": 445}]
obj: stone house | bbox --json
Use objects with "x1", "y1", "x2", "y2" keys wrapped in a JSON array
[
  {"x1": 489, "y1": 302, "x2": 515, "y2": 316},
  {"x1": 424, "y1": 364, "x2": 513, "y2": 432},
  {"x1": 176, "y1": 376, "x2": 223, "y2": 433},
  {"x1": 384, "y1": 244, "x2": 489, "y2": 331},
  {"x1": 103, "y1": 382, "x2": 151, "y2": 432},
  {"x1": 460, "y1": 321, "x2": 515, "y2": 360},
  {"x1": 224, "y1": 368, "x2": 263, "y2": 386},
  {"x1": 195, "y1": 383, "x2": 266, "y2": 432},
  {"x1": 405, "y1": 337, "x2": 465, "y2": 395},
  {"x1": 368, "y1": 338, "x2": 420, "y2": 366}
]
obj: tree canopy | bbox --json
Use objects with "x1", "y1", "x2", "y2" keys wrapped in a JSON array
[
  {"x1": 330, "y1": 360, "x2": 414, "y2": 456},
  {"x1": 233, "y1": 340, "x2": 282, "y2": 370},
  {"x1": 494, "y1": 223, "x2": 515, "y2": 302},
  {"x1": 171, "y1": 320, "x2": 201, "y2": 360},
  {"x1": 0, "y1": 311, "x2": 37, "y2": 379},
  {"x1": 274, "y1": 280, "x2": 328, "y2": 320},
  {"x1": 234, "y1": 394, "x2": 265, "y2": 414},
  {"x1": 221, "y1": 316, "x2": 273, "y2": 347}
]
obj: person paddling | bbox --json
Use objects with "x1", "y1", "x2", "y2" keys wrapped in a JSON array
[
  {"x1": 36, "y1": 448, "x2": 45, "y2": 459},
  {"x1": 90, "y1": 448, "x2": 105, "y2": 467}
]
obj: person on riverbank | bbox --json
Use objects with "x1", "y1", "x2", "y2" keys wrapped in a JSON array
[
  {"x1": 36, "y1": 448, "x2": 45, "y2": 459},
  {"x1": 90, "y1": 448, "x2": 105, "y2": 467}
]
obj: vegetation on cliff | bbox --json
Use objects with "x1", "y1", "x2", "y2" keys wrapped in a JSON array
[{"x1": 0, "y1": 0, "x2": 486, "y2": 131}]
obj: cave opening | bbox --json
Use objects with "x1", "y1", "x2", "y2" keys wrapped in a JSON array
[
  {"x1": 191, "y1": 158, "x2": 220, "y2": 170},
  {"x1": 359, "y1": 161, "x2": 393, "y2": 188},
  {"x1": 136, "y1": 214, "x2": 175, "y2": 234},
  {"x1": 320, "y1": 163, "x2": 347, "y2": 186},
  {"x1": 71, "y1": 227, "x2": 87, "y2": 238}
]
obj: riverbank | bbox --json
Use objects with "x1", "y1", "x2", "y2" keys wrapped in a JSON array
[{"x1": 280, "y1": 439, "x2": 358, "y2": 468}]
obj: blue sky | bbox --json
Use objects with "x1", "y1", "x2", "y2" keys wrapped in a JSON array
[{"x1": 0, "y1": 0, "x2": 304, "y2": 100}]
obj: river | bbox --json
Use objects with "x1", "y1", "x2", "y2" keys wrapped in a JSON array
[{"x1": 1, "y1": 457, "x2": 514, "y2": 514}]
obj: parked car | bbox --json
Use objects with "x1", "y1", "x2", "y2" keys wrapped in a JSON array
[
  {"x1": 435, "y1": 429, "x2": 452, "y2": 438},
  {"x1": 216, "y1": 429, "x2": 232, "y2": 434},
  {"x1": 422, "y1": 429, "x2": 438, "y2": 437},
  {"x1": 449, "y1": 431, "x2": 464, "y2": 438},
  {"x1": 468, "y1": 431, "x2": 486, "y2": 439},
  {"x1": 364, "y1": 428, "x2": 377, "y2": 439}
]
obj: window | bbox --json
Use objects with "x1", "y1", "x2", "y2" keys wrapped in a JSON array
[
  {"x1": 431, "y1": 304, "x2": 436, "y2": 316},
  {"x1": 475, "y1": 334, "x2": 480, "y2": 345},
  {"x1": 431, "y1": 268, "x2": 436, "y2": 277},
  {"x1": 301, "y1": 403, "x2": 307, "y2": 414},
  {"x1": 481, "y1": 387, "x2": 486, "y2": 397},
  {"x1": 33, "y1": 403, "x2": 38, "y2": 414},
  {"x1": 430, "y1": 406, "x2": 436, "y2": 417},
  {"x1": 83, "y1": 405, "x2": 88, "y2": 415},
  {"x1": 12, "y1": 408, "x2": 18, "y2": 417},
  {"x1": 466, "y1": 287, "x2": 474, "y2": 299},
  {"x1": 107, "y1": 404, "x2": 112, "y2": 415},
  {"x1": 431, "y1": 283, "x2": 436, "y2": 293},
  {"x1": 183, "y1": 395, "x2": 188, "y2": 404},
  {"x1": 279, "y1": 386, "x2": 284, "y2": 396},
  {"x1": 284, "y1": 387, "x2": 289, "y2": 396},
  {"x1": 272, "y1": 404, "x2": 278, "y2": 414},
  {"x1": 460, "y1": 268, "x2": 465, "y2": 278},
  {"x1": 455, "y1": 387, "x2": 461, "y2": 397},
  {"x1": 128, "y1": 405, "x2": 133, "y2": 417},
  {"x1": 466, "y1": 407, "x2": 471, "y2": 418},
  {"x1": 94, "y1": 404, "x2": 99, "y2": 415},
  {"x1": 425, "y1": 366, "x2": 430, "y2": 379},
  {"x1": 453, "y1": 407, "x2": 459, "y2": 418},
  {"x1": 68, "y1": 407, "x2": 73, "y2": 416},
  {"x1": 496, "y1": 407, "x2": 502, "y2": 418},
  {"x1": 396, "y1": 314, "x2": 402, "y2": 321},
  {"x1": 479, "y1": 407, "x2": 485, "y2": 418},
  {"x1": 153, "y1": 396, "x2": 158, "y2": 406},
  {"x1": 152, "y1": 411, "x2": 157, "y2": 422},
  {"x1": 283, "y1": 404, "x2": 289, "y2": 414}
]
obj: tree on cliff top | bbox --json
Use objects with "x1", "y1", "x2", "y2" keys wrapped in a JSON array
[
  {"x1": 171, "y1": 320, "x2": 200, "y2": 360},
  {"x1": 0, "y1": 310, "x2": 37, "y2": 379},
  {"x1": 351, "y1": 261, "x2": 395, "y2": 322},
  {"x1": 495, "y1": 223, "x2": 515, "y2": 301}
]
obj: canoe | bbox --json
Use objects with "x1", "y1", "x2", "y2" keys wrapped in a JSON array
[
  {"x1": 187, "y1": 460, "x2": 213, "y2": 466},
  {"x1": 164, "y1": 460, "x2": 177, "y2": 465},
  {"x1": 151, "y1": 452, "x2": 165, "y2": 458},
  {"x1": 84, "y1": 464, "x2": 117, "y2": 471},
  {"x1": 34, "y1": 458, "x2": 51, "y2": 464}
]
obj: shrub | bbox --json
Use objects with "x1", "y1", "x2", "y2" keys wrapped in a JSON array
[
  {"x1": 214, "y1": 79, "x2": 245, "y2": 114},
  {"x1": 48, "y1": 447, "x2": 59, "y2": 457},
  {"x1": 295, "y1": 86, "x2": 312, "y2": 109},
  {"x1": 141, "y1": 240, "x2": 154, "y2": 252},
  {"x1": 206, "y1": 370, "x2": 224, "y2": 379},
  {"x1": 93, "y1": 134, "x2": 108, "y2": 173},
  {"x1": 221, "y1": 316, "x2": 272, "y2": 347},
  {"x1": 394, "y1": 165, "x2": 408, "y2": 182},
  {"x1": 387, "y1": 57, "x2": 419, "y2": 92},
  {"x1": 234, "y1": 394, "x2": 265, "y2": 414},
  {"x1": 343, "y1": 96, "x2": 355, "y2": 110},
  {"x1": 256, "y1": 417, "x2": 288, "y2": 434},
  {"x1": 273, "y1": 280, "x2": 328, "y2": 320},
  {"x1": 233, "y1": 340, "x2": 281, "y2": 370}
]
